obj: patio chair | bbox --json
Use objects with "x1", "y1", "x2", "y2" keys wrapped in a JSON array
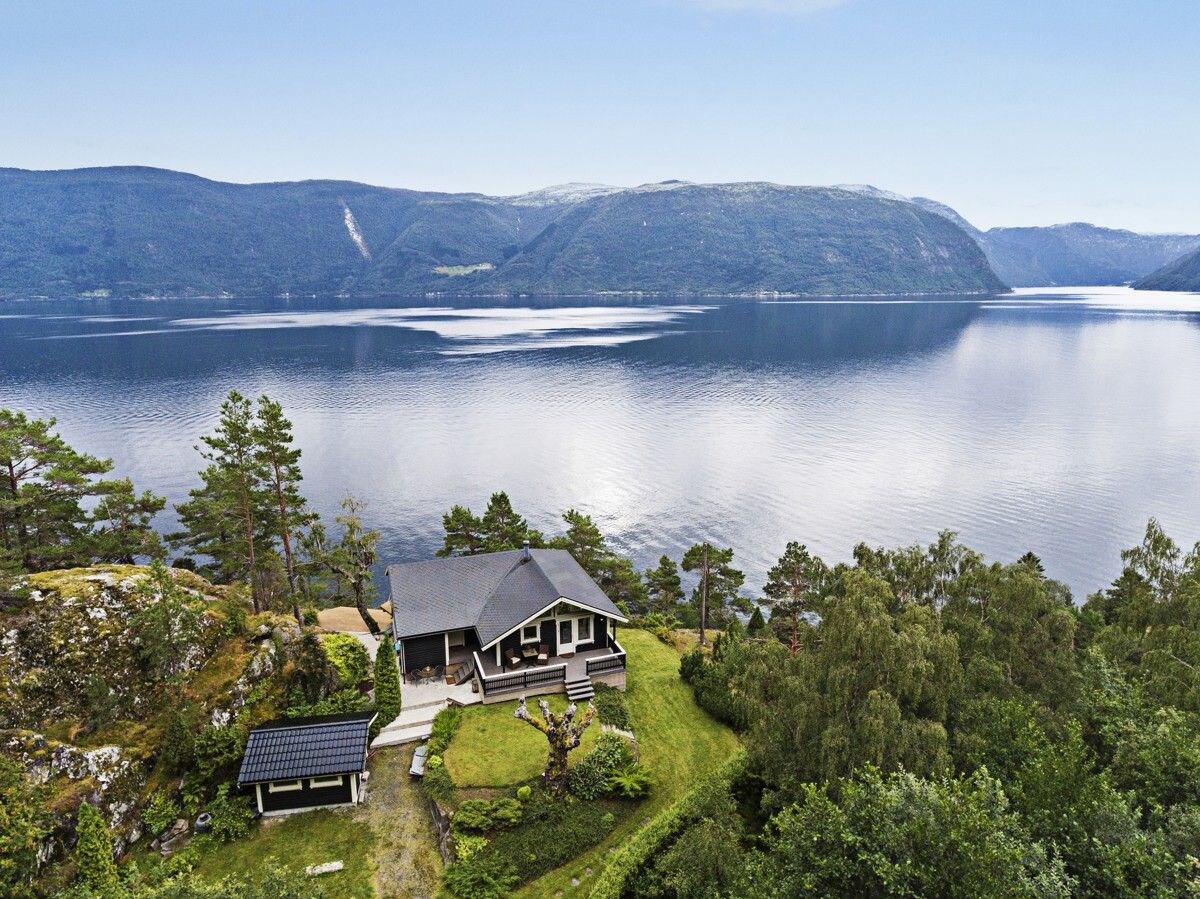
[
  {"x1": 505, "y1": 649, "x2": 524, "y2": 669},
  {"x1": 537, "y1": 644, "x2": 549, "y2": 665}
]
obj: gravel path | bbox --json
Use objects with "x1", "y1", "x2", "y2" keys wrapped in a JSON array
[{"x1": 354, "y1": 746, "x2": 443, "y2": 898}]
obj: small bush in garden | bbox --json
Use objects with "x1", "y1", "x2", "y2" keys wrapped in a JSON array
[
  {"x1": 454, "y1": 832, "x2": 488, "y2": 861},
  {"x1": 321, "y1": 633, "x2": 372, "y2": 687},
  {"x1": 143, "y1": 790, "x2": 180, "y2": 836},
  {"x1": 423, "y1": 763, "x2": 454, "y2": 803},
  {"x1": 160, "y1": 707, "x2": 196, "y2": 775},
  {"x1": 302, "y1": 607, "x2": 320, "y2": 625},
  {"x1": 516, "y1": 785, "x2": 532, "y2": 802},
  {"x1": 74, "y1": 801, "x2": 119, "y2": 891},
  {"x1": 193, "y1": 724, "x2": 247, "y2": 786},
  {"x1": 454, "y1": 798, "x2": 524, "y2": 832},
  {"x1": 609, "y1": 766, "x2": 652, "y2": 800},
  {"x1": 205, "y1": 784, "x2": 254, "y2": 842},
  {"x1": 568, "y1": 732, "x2": 635, "y2": 800},
  {"x1": 443, "y1": 853, "x2": 518, "y2": 899},
  {"x1": 593, "y1": 683, "x2": 631, "y2": 730}
]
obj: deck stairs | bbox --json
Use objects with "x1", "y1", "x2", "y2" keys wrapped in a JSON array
[
  {"x1": 565, "y1": 675, "x2": 596, "y2": 703},
  {"x1": 370, "y1": 698, "x2": 445, "y2": 749}
]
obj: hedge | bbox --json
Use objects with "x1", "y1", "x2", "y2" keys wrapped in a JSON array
[{"x1": 587, "y1": 753, "x2": 745, "y2": 899}]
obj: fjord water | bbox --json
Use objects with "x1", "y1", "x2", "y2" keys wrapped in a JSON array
[{"x1": 3, "y1": 286, "x2": 1199, "y2": 599}]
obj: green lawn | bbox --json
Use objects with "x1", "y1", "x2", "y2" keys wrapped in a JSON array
[
  {"x1": 186, "y1": 807, "x2": 375, "y2": 898},
  {"x1": 515, "y1": 629, "x2": 741, "y2": 897},
  {"x1": 445, "y1": 693, "x2": 602, "y2": 788}
]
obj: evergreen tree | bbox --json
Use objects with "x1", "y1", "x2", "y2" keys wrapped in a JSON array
[
  {"x1": 645, "y1": 555, "x2": 685, "y2": 614},
  {"x1": 173, "y1": 391, "x2": 273, "y2": 610},
  {"x1": 0, "y1": 409, "x2": 163, "y2": 572},
  {"x1": 682, "y1": 542, "x2": 744, "y2": 646},
  {"x1": 550, "y1": 509, "x2": 646, "y2": 613},
  {"x1": 762, "y1": 542, "x2": 829, "y2": 655},
  {"x1": 90, "y1": 478, "x2": 166, "y2": 564},
  {"x1": 372, "y1": 638, "x2": 402, "y2": 738},
  {"x1": 253, "y1": 396, "x2": 315, "y2": 623},
  {"x1": 0, "y1": 757, "x2": 50, "y2": 894},
  {"x1": 747, "y1": 605, "x2": 766, "y2": 635},
  {"x1": 437, "y1": 504, "x2": 486, "y2": 557},
  {"x1": 73, "y1": 801, "x2": 119, "y2": 893},
  {"x1": 480, "y1": 491, "x2": 543, "y2": 551},
  {"x1": 130, "y1": 561, "x2": 202, "y2": 688}
]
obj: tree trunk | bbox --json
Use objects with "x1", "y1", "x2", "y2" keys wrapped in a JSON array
[
  {"x1": 699, "y1": 544, "x2": 709, "y2": 646},
  {"x1": 240, "y1": 479, "x2": 260, "y2": 613},
  {"x1": 514, "y1": 696, "x2": 596, "y2": 795},
  {"x1": 353, "y1": 579, "x2": 381, "y2": 636},
  {"x1": 271, "y1": 462, "x2": 301, "y2": 625}
]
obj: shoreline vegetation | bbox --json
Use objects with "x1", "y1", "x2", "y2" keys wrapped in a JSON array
[{"x1": 5, "y1": 397, "x2": 1200, "y2": 897}]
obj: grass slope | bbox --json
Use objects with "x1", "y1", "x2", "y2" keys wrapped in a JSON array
[{"x1": 519, "y1": 628, "x2": 741, "y2": 898}]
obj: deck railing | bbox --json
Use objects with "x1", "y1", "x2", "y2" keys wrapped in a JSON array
[
  {"x1": 586, "y1": 636, "x2": 627, "y2": 676},
  {"x1": 473, "y1": 650, "x2": 568, "y2": 698}
]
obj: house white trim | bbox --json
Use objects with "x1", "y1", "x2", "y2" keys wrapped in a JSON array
[
  {"x1": 480, "y1": 597, "x2": 628, "y2": 651},
  {"x1": 310, "y1": 775, "x2": 344, "y2": 789},
  {"x1": 268, "y1": 779, "x2": 303, "y2": 793}
]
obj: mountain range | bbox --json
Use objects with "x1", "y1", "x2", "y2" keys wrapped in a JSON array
[
  {"x1": 1134, "y1": 245, "x2": 1200, "y2": 291},
  {"x1": 1, "y1": 166, "x2": 1196, "y2": 299}
]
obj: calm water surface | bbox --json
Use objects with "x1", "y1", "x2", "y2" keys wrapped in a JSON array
[{"x1": 3, "y1": 286, "x2": 1199, "y2": 599}]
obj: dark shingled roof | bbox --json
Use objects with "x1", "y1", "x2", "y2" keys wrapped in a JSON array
[
  {"x1": 387, "y1": 548, "x2": 627, "y2": 646},
  {"x1": 237, "y1": 711, "x2": 375, "y2": 785}
]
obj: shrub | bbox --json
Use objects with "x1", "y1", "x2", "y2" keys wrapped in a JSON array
[
  {"x1": 516, "y1": 785, "x2": 532, "y2": 802},
  {"x1": 568, "y1": 732, "x2": 635, "y2": 800},
  {"x1": 193, "y1": 725, "x2": 247, "y2": 786},
  {"x1": 593, "y1": 683, "x2": 632, "y2": 730},
  {"x1": 321, "y1": 633, "x2": 371, "y2": 688},
  {"x1": 143, "y1": 791, "x2": 179, "y2": 837},
  {"x1": 205, "y1": 784, "x2": 254, "y2": 842},
  {"x1": 74, "y1": 801, "x2": 119, "y2": 891},
  {"x1": 453, "y1": 798, "x2": 523, "y2": 832},
  {"x1": 477, "y1": 792, "x2": 628, "y2": 886},
  {"x1": 302, "y1": 607, "x2": 320, "y2": 626},
  {"x1": 160, "y1": 708, "x2": 196, "y2": 775},
  {"x1": 453, "y1": 832, "x2": 487, "y2": 861},
  {"x1": 679, "y1": 649, "x2": 705, "y2": 683},
  {"x1": 442, "y1": 853, "x2": 518, "y2": 899},
  {"x1": 609, "y1": 766, "x2": 653, "y2": 800},
  {"x1": 372, "y1": 640, "x2": 402, "y2": 739},
  {"x1": 285, "y1": 687, "x2": 371, "y2": 718},
  {"x1": 214, "y1": 591, "x2": 248, "y2": 636}
]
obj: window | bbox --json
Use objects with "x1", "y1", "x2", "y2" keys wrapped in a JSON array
[
  {"x1": 522, "y1": 624, "x2": 540, "y2": 643},
  {"x1": 559, "y1": 618, "x2": 572, "y2": 644},
  {"x1": 577, "y1": 617, "x2": 591, "y2": 642},
  {"x1": 268, "y1": 780, "x2": 302, "y2": 793},
  {"x1": 310, "y1": 775, "x2": 344, "y2": 789}
]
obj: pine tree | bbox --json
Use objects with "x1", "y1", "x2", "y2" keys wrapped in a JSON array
[
  {"x1": 551, "y1": 509, "x2": 647, "y2": 613},
  {"x1": 747, "y1": 605, "x2": 767, "y2": 635},
  {"x1": 253, "y1": 396, "x2": 315, "y2": 623},
  {"x1": 173, "y1": 391, "x2": 273, "y2": 610},
  {"x1": 0, "y1": 409, "x2": 163, "y2": 572},
  {"x1": 372, "y1": 638, "x2": 402, "y2": 738},
  {"x1": 480, "y1": 492, "x2": 543, "y2": 552},
  {"x1": 73, "y1": 801, "x2": 119, "y2": 893},
  {"x1": 682, "y1": 543, "x2": 744, "y2": 646},
  {"x1": 437, "y1": 504, "x2": 486, "y2": 556},
  {"x1": 762, "y1": 542, "x2": 829, "y2": 655},
  {"x1": 645, "y1": 555, "x2": 685, "y2": 614}
]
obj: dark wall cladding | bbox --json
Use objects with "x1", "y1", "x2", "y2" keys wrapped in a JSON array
[
  {"x1": 255, "y1": 774, "x2": 357, "y2": 812},
  {"x1": 402, "y1": 633, "x2": 445, "y2": 672}
]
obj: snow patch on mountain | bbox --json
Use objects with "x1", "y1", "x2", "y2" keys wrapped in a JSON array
[{"x1": 341, "y1": 202, "x2": 371, "y2": 260}]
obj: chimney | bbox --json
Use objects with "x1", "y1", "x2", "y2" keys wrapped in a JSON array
[{"x1": 522, "y1": 540, "x2": 531, "y2": 561}]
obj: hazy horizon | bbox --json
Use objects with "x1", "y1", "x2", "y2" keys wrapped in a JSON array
[{"x1": 3, "y1": 1, "x2": 1198, "y2": 232}]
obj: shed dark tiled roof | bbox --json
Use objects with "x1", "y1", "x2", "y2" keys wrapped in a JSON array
[{"x1": 237, "y1": 711, "x2": 375, "y2": 785}]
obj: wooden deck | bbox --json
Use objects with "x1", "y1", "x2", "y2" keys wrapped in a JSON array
[{"x1": 475, "y1": 645, "x2": 616, "y2": 679}]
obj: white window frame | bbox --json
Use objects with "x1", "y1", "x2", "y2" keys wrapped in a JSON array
[
  {"x1": 521, "y1": 623, "x2": 540, "y2": 644},
  {"x1": 310, "y1": 775, "x2": 344, "y2": 789},
  {"x1": 268, "y1": 780, "x2": 303, "y2": 793}
]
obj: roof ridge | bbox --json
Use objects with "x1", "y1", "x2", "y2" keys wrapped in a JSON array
[{"x1": 251, "y1": 711, "x2": 376, "y2": 733}]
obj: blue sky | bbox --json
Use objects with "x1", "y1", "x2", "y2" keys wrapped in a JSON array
[{"x1": 2, "y1": 0, "x2": 1197, "y2": 231}]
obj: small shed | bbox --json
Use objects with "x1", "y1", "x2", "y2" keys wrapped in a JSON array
[{"x1": 237, "y1": 711, "x2": 377, "y2": 816}]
